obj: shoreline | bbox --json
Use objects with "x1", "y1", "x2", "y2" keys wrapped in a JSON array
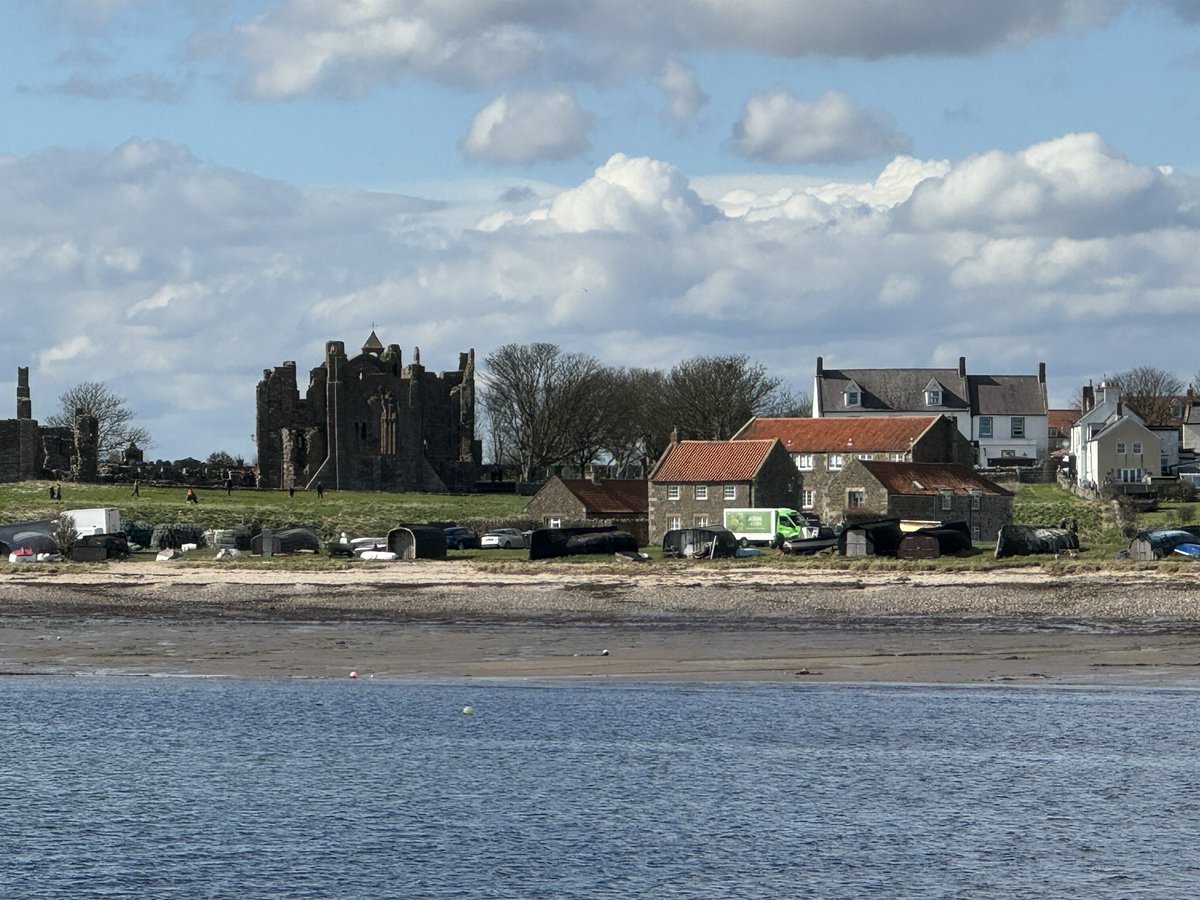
[{"x1": 3, "y1": 562, "x2": 1200, "y2": 686}]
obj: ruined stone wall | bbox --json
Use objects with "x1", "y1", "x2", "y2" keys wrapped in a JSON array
[{"x1": 255, "y1": 337, "x2": 479, "y2": 493}]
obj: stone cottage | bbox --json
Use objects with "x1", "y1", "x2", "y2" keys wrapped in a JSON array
[
  {"x1": 523, "y1": 475, "x2": 649, "y2": 545},
  {"x1": 256, "y1": 333, "x2": 481, "y2": 493},
  {"x1": 733, "y1": 414, "x2": 972, "y2": 522},
  {"x1": 825, "y1": 459, "x2": 1013, "y2": 541},
  {"x1": 647, "y1": 439, "x2": 799, "y2": 543}
]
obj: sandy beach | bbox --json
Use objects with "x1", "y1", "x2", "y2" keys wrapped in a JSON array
[{"x1": 4, "y1": 560, "x2": 1200, "y2": 686}]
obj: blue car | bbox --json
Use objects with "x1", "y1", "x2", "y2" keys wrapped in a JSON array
[{"x1": 444, "y1": 527, "x2": 478, "y2": 550}]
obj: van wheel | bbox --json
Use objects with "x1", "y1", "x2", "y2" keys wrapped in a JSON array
[{"x1": 738, "y1": 537, "x2": 749, "y2": 548}]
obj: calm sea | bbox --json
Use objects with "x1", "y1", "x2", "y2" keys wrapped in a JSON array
[{"x1": 2, "y1": 677, "x2": 1199, "y2": 899}]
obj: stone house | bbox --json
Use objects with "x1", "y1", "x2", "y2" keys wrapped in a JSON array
[
  {"x1": 647, "y1": 439, "x2": 799, "y2": 543},
  {"x1": 732, "y1": 414, "x2": 972, "y2": 523},
  {"x1": 813, "y1": 356, "x2": 1050, "y2": 464},
  {"x1": 825, "y1": 459, "x2": 1013, "y2": 541},
  {"x1": 523, "y1": 475, "x2": 649, "y2": 545},
  {"x1": 256, "y1": 332, "x2": 480, "y2": 493}
]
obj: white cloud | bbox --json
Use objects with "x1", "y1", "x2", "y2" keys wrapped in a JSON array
[
  {"x1": 220, "y1": 1, "x2": 1139, "y2": 98},
  {"x1": 732, "y1": 89, "x2": 911, "y2": 164},
  {"x1": 656, "y1": 59, "x2": 708, "y2": 124},
  {"x1": 6, "y1": 133, "x2": 1200, "y2": 459},
  {"x1": 461, "y1": 90, "x2": 593, "y2": 164}
]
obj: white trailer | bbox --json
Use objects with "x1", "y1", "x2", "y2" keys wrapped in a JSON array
[{"x1": 62, "y1": 507, "x2": 122, "y2": 536}]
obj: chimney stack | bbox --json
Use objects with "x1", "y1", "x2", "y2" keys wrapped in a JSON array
[
  {"x1": 16, "y1": 367, "x2": 31, "y2": 421},
  {"x1": 1038, "y1": 362, "x2": 1046, "y2": 383},
  {"x1": 815, "y1": 356, "x2": 824, "y2": 377},
  {"x1": 958, "y1": 356, "x2": 967, "y2": 379}
]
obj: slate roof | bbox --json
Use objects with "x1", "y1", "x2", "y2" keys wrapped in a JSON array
[
  {"x1": 557, "y1": 478, "x2": 648, "y2": 515},
  {"x1": 818, "y1": 367, "x2": 969, "y2": 413},
  {"x1": 857, "y1": 461, "x2": 1012, "y2": 497},
  {"x1": 967, "y1": 374, "x2": 1047, "y2": 416},
  {"x1": 362, "y1": 330, "x2": 384, "y2": 353},
  {"x1": 734, "y1": 416, "x2": 939, "y2": 453},
  {"x1": 651, "y1": 440, "x2": 778, "y2": 483}
]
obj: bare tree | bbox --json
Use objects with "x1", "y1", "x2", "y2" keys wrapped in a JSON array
[
  {"x1": 661, "y1": 354, "x2": 803, "y2": 441},
  {"x1": 46, "y1": 381, "x2": 152, "y2": 457},
  {"x1": 480, "y1": 343, "x2": 608, "y2": 481},
  {"x1": 601, "y1": 368, "x2": 671, "y2": 476},
  {"x1": 1104, "y1": 366, "x2": 1184, "y2": 425}
]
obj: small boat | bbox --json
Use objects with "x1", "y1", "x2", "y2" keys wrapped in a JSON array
[{"x1": 1173, "y1": 543, "x2": 1200, "y2": 558}]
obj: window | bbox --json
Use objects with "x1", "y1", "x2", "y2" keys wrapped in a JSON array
[
  {"x1": 828, "y1": 454, "x2": 844, "y2": 470},
  {"x1": 723, "y1": 484, "x2": 736, "y2": 501},
  {"x1": 939, "y1": 490, "x2": 954, "y2": 511},
  {"x1": 1172, "y1": 402, "x2": 1184, "y2": 419},
  {"x1": 978, "y1": 416, "x2": 993, "y2": 439},
  {"x1": 667, "y1": 485, "x2": 680, "y2": 500},
  {"x1": 926, "y1": 389, "x2": 942, "y2": 406},
  {"x1": 667, "y1": 515, "x2": 681, "y2": 531},
  {"x1": 856, "y1": 453, "x2": 873, "y2": 460},
  {"x1": 694, "y1": 515, "x2": 709, "y2": 527},
  {"x1": 1001, "y1": 449, "x2": 1016, "y2": 458},
  {"x1": 972, "y1": 526, "x2": 980, "y2": 540},
  {"x1": 695, "y1": 485, "x2": 708, "y2": 500},
  {"x1": 1090, "y1": 424, "x2": 1103, "y2": 439},
  {"x1": 1132, "y1": 442, "x2": 1142, "y2": 455},
  {"x1": 796, "y1": 453, "x2": 814, "y2": 470},
  {"x1": 845, "y1": 389, "x2": 860, "y2": 407},
  {"x1": 1011, "y1": 416, "x2": 1026, "y2": 439},
  {"x1": 802, "y1": 489, "x2": 815, "y2": 509},
  {"x1": 847, "y1": 489, "x2": 865, "y2": 508},
  {"x1": 1116, "y1": 442, "x2": 1126, "y2": 455},
  {"x1": 969, "y1": 490, "x2": 981, "y2": 511},
  {"x1": 547, "y1": 517, "x2": 563, "y2": 529},
  {"x1": 891, "y1": 453, "x2": 906, "y2": 462}
]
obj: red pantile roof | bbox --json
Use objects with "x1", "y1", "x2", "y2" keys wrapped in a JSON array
[
  {"x1": 858, "y1": 461, "x2": 1012, "y2": 497},
  {"x1": 735, "y1": 416, "x2": 940, "y2": 452},
  {"x1": 558, "y1": 479, "x2": 648, "y2": 515},
  {"x1": 1048, "y1": 408, "x2": 1080, "y2": 433},
  {"x1": 651, "y1": 440, "x2": 777, "y2": 483}
]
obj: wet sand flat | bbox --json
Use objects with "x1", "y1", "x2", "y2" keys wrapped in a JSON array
[{"x1": 3, "y1": 561, "x2": 1200, "y2": 686}]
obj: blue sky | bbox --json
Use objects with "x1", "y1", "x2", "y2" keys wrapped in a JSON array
[{"x1": 4, "y1": 1, "x2": 1200, "y2": 460}]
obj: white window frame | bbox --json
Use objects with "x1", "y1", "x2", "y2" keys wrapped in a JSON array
[
  {"x1": 978, "y1": 416, "x2": 993, "y2": 439},
  {"x1": 969, "y1": 490, "x2": 981, "y2": 511},
  {"x1": 926, "y1": 389, "x2": 942, "y2": 406},
  {"x1": 856, "y1": 453, "x2": 873, "y2": 461},
  {"x1": 667, "y1": 515, "x2": 681, "y2": 531},
  {"x1": 667, "y1": 485, "x2": 680, "y2": 500},
  {"x1": 723, "y1": 484, "x2": 736, "y2": 501},
  {"x1": 847, "y1": 489, "x2": 865, "y2": 509},
  {"x1": 1011, "y1": 416, "x2": 1026, "y2": 439},
  {"x1": 694, "y1": 514, "x2": 709, "y2": 527},
  {"x1": 1132, "y1": 442, "x2": 1143, "y2": 455},
  {"x1": 940, "y1": 490, "x2": 954, "y2": 511},
  {"x1": 547, "y1": 517, "x2": 563, "y2": 529},
  {"x1": 891, "y1": 452, "x2": 906, "y2": 462},
  {"x1": 828, "y1": 454, "x2": 844, "y2": 471},
  {"x1": 845, "y1": 389, "x2": 860, "y2": 407},
  {"x1": 1116, "y1": 442, "x2": 1126, "y2": 455},
  {"x1": 802, "y1": 489, "x2": 815, "y2": 509},
  {"x1": 796, "y1": 453, "x2": 814, "y2": 471},
  {"x1": 694, "y1": 485, "x2": 708, "y2": 500}
]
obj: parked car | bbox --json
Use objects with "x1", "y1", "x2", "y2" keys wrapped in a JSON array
[
  {"x1": 444, "y1": 527, "x2": 478, "y2": 550},
  {"x1": 479, "y1": 528, "x2": 529, "y2": 550}
]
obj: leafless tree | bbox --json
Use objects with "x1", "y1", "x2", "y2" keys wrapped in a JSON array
[
  {"x1": 1103, "y1": 366, "x2": 1185, "y2": 425},
  {"x1": 661, "y1": 354, "x2": 805, "y2": 441},
  {"x1": 46, "y1": 381, "x2": 152, "y2": 457},
  {"x1": 480, "y1": 343, "x2": 608, "y2": 481}
]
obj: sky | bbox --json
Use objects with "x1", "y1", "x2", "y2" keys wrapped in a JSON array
[{"x1": 4, "y1": 0, "x2": 1200, "y2": 461}]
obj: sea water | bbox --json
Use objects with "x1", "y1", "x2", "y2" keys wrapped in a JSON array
[{"x1": 2, "y1": 677, "x2": 1199, "y2": 899}]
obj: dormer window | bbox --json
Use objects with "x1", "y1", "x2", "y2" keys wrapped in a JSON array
[
  {"x1": 843, "y1": 379, "x2": 862, "y2": 408},
  {"x1": 923, "y1": 378, "x2": 943, "y2": 407}
]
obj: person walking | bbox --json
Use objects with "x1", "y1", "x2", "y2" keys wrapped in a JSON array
[
  {"x1": 131, "y1": 479, "x2": 140, "y2": 497},
  {"x1": 316, "y1": 482, "x2": 325, "y2": 499}
]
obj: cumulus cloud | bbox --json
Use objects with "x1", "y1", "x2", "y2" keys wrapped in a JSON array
[
  {"x1": 732, "y1": 89, "x2": 911, "y2": 164},
  {"x1": 656, "y1": 59, "x2": 708, "y2": 124},
  {"x1": 6, "y1": 132, "x2": 1200, "y2": 458},
  {"x1": 461, "y1": 90, "x2": 593, "y2": 164},
  {"x1": 221, "y1": 1, "x2": 1138, "y2": 98}
]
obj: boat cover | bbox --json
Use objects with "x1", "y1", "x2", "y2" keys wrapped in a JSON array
[
  {"x1": 661, "y1": 528, "x2": 739, "y2": 559},
  {"x1": 994, "y1": 524, "x2": 1080, "y2": 559},
  {"x1": 529, "y1": 526, "x2": 638, "y2": 560}
]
